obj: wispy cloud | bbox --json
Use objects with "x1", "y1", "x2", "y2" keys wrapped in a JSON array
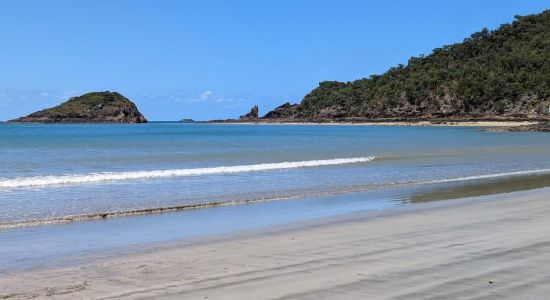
[
  {"x1": 200, "y1": 91, "x2": 212, "y2": 100},
  {"x1": 0, "y1": 88, "x2": 81, "y2": 120},
  {"x1": 0, "y1": 88, "x2": 282, "y2": 121},
  {"x1": 136, "y1": 90, "x2": 249, "y2": 106},
  {"x1": 128, "y1": 89, "x2": 273, "y2": 120}
]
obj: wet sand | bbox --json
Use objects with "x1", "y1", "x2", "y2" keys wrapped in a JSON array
[{"x1": 2, "y1": 188, "x2": 550, "y2": 299}]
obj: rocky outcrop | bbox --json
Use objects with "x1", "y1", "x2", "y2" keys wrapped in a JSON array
[
  {"x1": 489, "y1": 122, "x2": 550, "y2": 132},
  {"x1": 239, "y1": 105, "x2": 259, "y2": 120},
  {"x1": 8, "y1": 92, "x2": 147, "y2": 123},
  {"x1": 262, "y1": 103, "x2": 298, "y2": 119}
]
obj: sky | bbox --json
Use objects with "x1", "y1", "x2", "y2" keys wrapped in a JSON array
[{"x1": 1, "y1": 0, "x2": 549, "y2": 121}]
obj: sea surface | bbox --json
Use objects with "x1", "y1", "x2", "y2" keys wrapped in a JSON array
[{"x1": 1, "y1": 123, "x2": 550, "y2": 270}]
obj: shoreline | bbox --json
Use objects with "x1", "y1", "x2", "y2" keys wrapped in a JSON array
[
  {"x1": 208, "y1": 120, "x2": 540, "y2": 127},
  {"x1": 2, "y1": 188, "x2": 550, "y2": 299},
  {"x1": 2, "y1": 120, "x2": 542, "y2": 128},
  {"x1": 4, "y1": 167, "x2": 550, "y2": 231}
]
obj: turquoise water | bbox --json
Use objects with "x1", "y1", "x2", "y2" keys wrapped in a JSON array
[
  {"x1": 1, "y1": 123, "x2": 550, "y2": 227},
  {"x1": 1, "y1": 123, "x2": 550, "y2": 271}
]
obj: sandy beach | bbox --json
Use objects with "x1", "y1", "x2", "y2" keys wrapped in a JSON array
[
  {"x1": 2, "y1": 188, "x2": 550, "y2": 299},
  {"x1": 3, "y1": 2, "x2": 550, "y2": 300}
]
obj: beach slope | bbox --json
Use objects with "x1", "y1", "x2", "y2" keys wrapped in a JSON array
[{"x1": 2, "y1": 188, "x2": 550, "y2": 299}]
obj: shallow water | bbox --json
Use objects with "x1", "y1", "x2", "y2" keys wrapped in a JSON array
[
  {"x1": 2, "y1": 123, "x2": 550, "y2": 271},
  {"x1": 1, "y1": 123, "x2": 550, "y2": 228},
  {"x1": 2, "y1": 174, "x2": 550, "y2": 272}
]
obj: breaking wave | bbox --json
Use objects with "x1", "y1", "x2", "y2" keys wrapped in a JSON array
[
  {"x1": 2, "y1": 167, "x2": 550, "y2": 230},
  {"x1": 0, "y1": 156, "x2": 377, "y2": 189}
]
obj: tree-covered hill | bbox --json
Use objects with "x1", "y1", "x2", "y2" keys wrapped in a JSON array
[
  {"x1": 9, "y1": 92, "x2": 147, "y2": 123},
  {"x1": 264, "y1": 10, "x2": 550, "y2": 121}
]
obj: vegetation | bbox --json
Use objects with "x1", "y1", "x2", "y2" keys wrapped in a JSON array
[
  {"x1": 268, "y1": 10, "x2": 550, "y2": 120},
  {"x1": 42, "y1": 92, "x2": 138, "y2": 116},
  {"x1": 9, "y1": 91, "x2": 147, "y2": 123}
]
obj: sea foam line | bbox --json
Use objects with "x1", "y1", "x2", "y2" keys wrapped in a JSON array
[
  {"x1": 0, "y1": 156, "x2": 376, "y2": 189},
  {"x1": 427, "y1": 168, "x2": 550, "y2": 184},
  {"x1": 2, "y1": 167, "x2": 550, "y2": 230}
]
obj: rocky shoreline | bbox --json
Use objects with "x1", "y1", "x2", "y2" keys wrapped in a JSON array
[
  {"x1": 209, "y1": 115, "x2": 550, "y2": 130},
  {"x1": 484, "y1": 122, "x2": 550, "y2": 132},
  {"x1": 208, "y1": 103, "x2": 549, "y2": 131}
]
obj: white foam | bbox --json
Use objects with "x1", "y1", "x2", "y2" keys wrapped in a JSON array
[
  {"x1": 428, "y1": 168, "x2": 550, "y2": 184},
  {"x1": 0, "y1": 156, "x2": 376, "y2": 189}
]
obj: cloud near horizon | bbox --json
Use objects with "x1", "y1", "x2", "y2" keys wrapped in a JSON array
[
  {"x1": 200, "y1": 91, "x2": 212, "y2": 100},
  {"x1": 0, "y1": 88, "x2": 287, "y2": 121},
  {"x1": 130, "y1": 89, "x2": 280, "y2": 121},
  {"x1": 0, "y1": 88, "x2": 81, "y2": 120}
]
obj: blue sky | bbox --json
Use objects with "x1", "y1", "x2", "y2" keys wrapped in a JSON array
[{"x1": 1, "y1": 0, "x2": 549, "y2": 121}]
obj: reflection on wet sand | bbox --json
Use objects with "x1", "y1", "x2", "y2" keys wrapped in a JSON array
[{"x1": 405, "y1": 173, "x2": 550, "y2": 203}]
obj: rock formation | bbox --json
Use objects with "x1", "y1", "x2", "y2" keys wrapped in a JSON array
[{"x1": 239, "y1": 105, "x2": 259, "y2": 120}]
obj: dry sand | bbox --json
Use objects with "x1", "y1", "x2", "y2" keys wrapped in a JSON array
[{"x1": 2, "y1": 188, "x2": 550, "y2": 299}]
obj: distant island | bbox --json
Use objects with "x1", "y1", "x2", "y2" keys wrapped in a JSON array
[
  {"x1": 179, "y1": 118, "x2": 196, "y2": 123},
  {"x1": 226, "y1": 10, "x2": 550, "y2": 124},
  {"x1": 8, "y1": 92, "x2": 147, "y2": 123}
]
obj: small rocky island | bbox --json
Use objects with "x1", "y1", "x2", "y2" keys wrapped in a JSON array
[
  {"x1": 9, "y1": 91, "x2": 147, "y2": 123},
  {"x1": 179, "y1": 118, "x2": 196, "y2": 123}
]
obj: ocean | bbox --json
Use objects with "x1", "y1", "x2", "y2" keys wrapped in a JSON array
[{"x1": 1, "y1": 123, "x2": 550, "y2": 270}]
